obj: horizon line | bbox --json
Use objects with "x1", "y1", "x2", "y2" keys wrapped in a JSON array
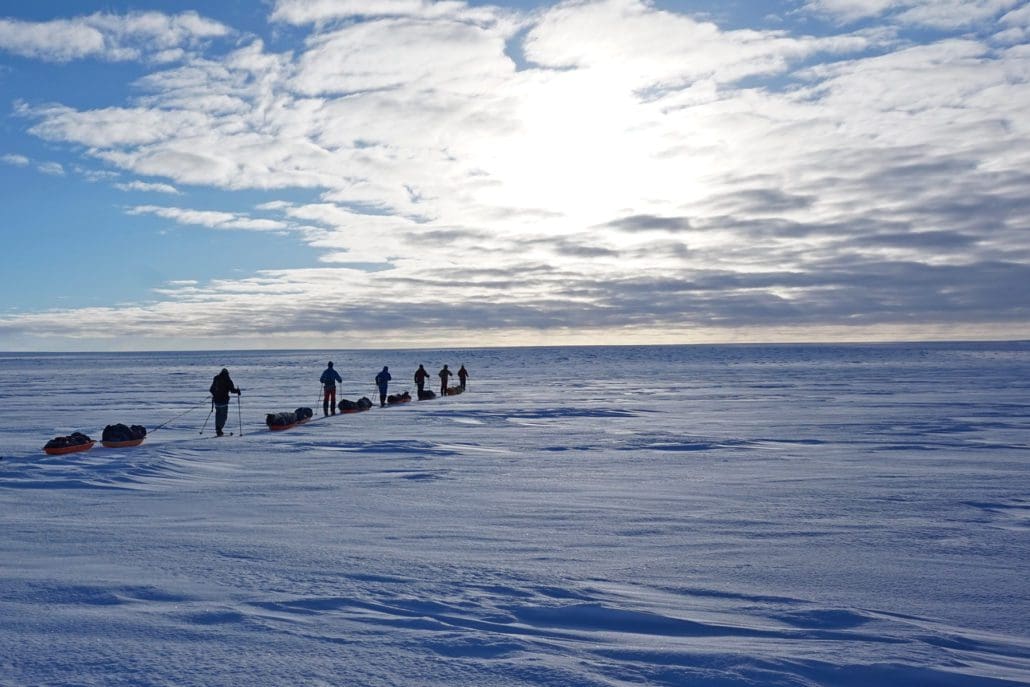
[{"x1": 3, "y1": 337, "x2": 1028, "y2": 356}]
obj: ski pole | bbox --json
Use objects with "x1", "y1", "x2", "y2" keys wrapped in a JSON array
[
  {"x1": 237, "y1": 393, "x2": 243, "y2": 437},
  {"x1": 199, "y1": 402, "x2": 214, "y2": 435}
]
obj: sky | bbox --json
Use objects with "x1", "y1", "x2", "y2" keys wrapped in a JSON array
[{"x1": 1, "y1": 0, "x2": 1028, "y2": 351}]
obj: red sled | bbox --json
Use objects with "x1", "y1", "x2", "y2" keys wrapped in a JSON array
[
  {"x1": 43, "y1": 441, "x2": 95, "y2": 456},
  {"x1": 102, "y1": 438, "x2": 146, "y2": 448},
  {"x1": 269, "y1": 418, "x2": 309, "y2": 431}
]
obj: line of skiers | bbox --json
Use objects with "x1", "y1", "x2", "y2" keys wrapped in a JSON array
[
  {"x1": 332, "y1": 362, "x2": 468, "y2": 414},
  {"x1": 210, "y1": 363, "x2": 471, "y2": 433}
]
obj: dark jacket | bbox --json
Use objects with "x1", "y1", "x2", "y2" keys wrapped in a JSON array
[
  {"x1": 210, "y1": 370, "x2": 239, "y2": 404},
  {"x1": 414, "y1": 366, "x2": 430, "y2": 383},
  {"x1": 320, "y1": 367, "x2": 342, "y2": 386},
  {"x1": 375, "y1": 368, "x2": 392, "y2": 389}
]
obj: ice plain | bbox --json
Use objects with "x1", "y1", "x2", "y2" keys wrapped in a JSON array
[{"x1": 1, "y1": 343, "x2": 1028, "y2": 686}]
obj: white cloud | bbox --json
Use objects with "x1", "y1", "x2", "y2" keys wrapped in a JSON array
[
  {"x1": 127, "y1": 205, "x2": 290, "y2": 231},
  {"x1": 290, "y1": 17, "x2": 516, "y2": 96},
  {"x1": 803, "y1": 0, "x2": 901, "y2": 23},
  {"x1": 37, "y1": 161, "x2": 65, "y2": 176},
  {"x1": 0, "y1": 17, "x2": 105, "y2": 62},
  {"x1": 1002, "y1": 4, "x2": 1030, "y2": 25},
  {"x1": 270, "y1": 0, "x2": 505, "y2": 25},
  {"x1": 27, "y1": 104, "x2": 212, "y2": 147},
  {"x1": 995, "y1": 4, "x2": 1030, "y2": 43},
  {"x1": 75, "y1": 166, "x2": 121, "y2": 182},
  {"x1": 2, "y1": 153, "x2": 29, "y2": 166},
  {"x1": 525, "y1": 0, "x2": 868, "y2": 90},
  {"x1": 0, "y1": 11, "x2": 230, "y2": 63},
  {"x1": 5, "y1": 0, "x2": 1030, "y2": 346},
  {"x1": 896, "y1": 0, "x2": 1020, "y2": 29},
  {"x1": 114, "y1": 181, "x2": 181, "y2": 194},
  {"x1": 804, "y1": 0, "x2": 1021, "y2": 28}
]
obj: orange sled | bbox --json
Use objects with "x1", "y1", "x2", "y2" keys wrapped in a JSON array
[
  {"x1": 43, "y1": 441, "x2": 95, "y2": 456},
  {"x1": 102, "y1": 438, "x2": 146, "y2": 448},
  {"x1": 269, "y1": 418, "x2": 309, "y2": 431}
]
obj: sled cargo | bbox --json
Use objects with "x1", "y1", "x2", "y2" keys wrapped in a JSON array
[
  {"x1": 267, "y1": 407, "x2": 313, "y2": 431},
  {"x1": 101, "y1": 423, "x2": 147, "y2": 448},
  {"x1": 338, "y1": 397, "x2": 374, "y2": 413}
]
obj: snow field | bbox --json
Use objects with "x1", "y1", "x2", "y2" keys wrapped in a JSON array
[{"x1": 1, "y1": 344, "x2": 1028, "y2": 686}]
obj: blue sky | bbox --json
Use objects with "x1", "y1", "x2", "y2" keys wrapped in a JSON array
[{"x1": 1, "y1": 0, "x2": 1028, "y2": 350}]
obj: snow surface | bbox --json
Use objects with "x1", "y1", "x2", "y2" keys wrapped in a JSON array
[{"x1": 1, "y1": 343, "x2": 1028, "y2": 686}]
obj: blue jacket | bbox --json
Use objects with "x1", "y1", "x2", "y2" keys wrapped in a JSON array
[
  {"x1": 320, "y1": 367, "x2": 342, "y2": 386},
  {"x1": 375, "y1": 369, "x2": 391, "y2": 388}
]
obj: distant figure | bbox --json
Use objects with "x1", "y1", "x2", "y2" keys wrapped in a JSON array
[
  {"x1": 209, "y1": 368, "x2": 241, "y2": 437},
  {"x1": 320, "y1": 361, "x2": 343, "y2": 416},
  {"x1": 439, "y1": 365, "x2": 453, "y2": 396},
  {"x1": 375, "y1": 366, "x2": 392, "y2": 407},
  {"x1": 414, "y1": 364, "x2": 430, "y2": 395},
  {"x1": 458, "y1": 364, "x2": 469, "y2": 390}
]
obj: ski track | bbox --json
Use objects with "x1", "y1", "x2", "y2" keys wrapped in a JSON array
[{"x1": 1, "y1": 343, "x2": 1028, "y2": 686}]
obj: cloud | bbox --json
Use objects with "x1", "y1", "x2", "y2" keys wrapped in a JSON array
[
  {"x1": 995, "y1": 4, "x2": 1030, "y2": 43},
  {"x1": 0, "y1": 11, "x2": 230, "y2": 63},
  {"x1": 802, "y1": 0, "x2": 898, "y2": 24},
  {"x1": 1002, "y1": 3, "x2": 1030, "y2": 26},
  {"x1": 2, "y1": 153, "x2": 29, "y2": 166},
  {"x1": 525, "y1": 0, "x2": 869, "y2": 90},
  {"x1": 26, "y1": 103, "x2": 213, "y2": 147},
  {"x1": 803, "y1": 0, "x2": 1022, "y2": 28},
  {"x1": 36, "y1": 161, "x2": 65, "y2": 176},
  {"x1": 127, "y1": 205, "x2": 290, "y2": 231},
  {"x1": 4, "y1": 255, "x2": 1027, "y2": 348},
  {"x1": 603, "y1": 215, "x2": 691, "y2": 233},
  {"x1": 270, "y1": 0, "x2": 506, "y2": 25},
  {"x1": 289, "y1": 16, "x2": 516, "y2": 96},
  {"x1": 114, "y1": 181, "x2": 181, "y2": 194},
  {"x1": 4, "y1": 0, "x2": 1030, "y2": 346}
]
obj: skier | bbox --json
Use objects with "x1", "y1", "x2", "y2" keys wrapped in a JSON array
[
  {"x1": 439, "y1": 364, "x2": 453, "y2": 396},
  {"x1": 414, "y1": 364, "x2": 431, "y2": 396},
  {"x1": 374, "y1": 366, "x2": 392, "y2": 407},
  {"x1": 320, "y1": 361, "x2": 343, "y2": 416},
  {"x1": 209, "y1": 368, "x2": 241, "y2": 437},
  {"x1": 458, "y1": 364, "x2": 469, "y2": 390}
]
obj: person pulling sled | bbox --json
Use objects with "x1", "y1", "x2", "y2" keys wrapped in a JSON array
[
  {"x1": 209, "y1": 368, "x2": 241, "y2": 437},
  {"x1": 320, "y1": 361, "x2": 343, "y2": 416},
  {"x1": 414, "y1": 364, "x2": 430, "y2": 395},
  {"x1": 438, "y1": 365, "x2": 453, "y2": 396},
  {"x1": 375, "y1": 366, "x2": 392, "y2": 407}
]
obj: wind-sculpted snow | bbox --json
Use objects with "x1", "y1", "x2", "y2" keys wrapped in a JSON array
[{"x1": 1, "y1": 343, "x2": 1028, "y2": 686}]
